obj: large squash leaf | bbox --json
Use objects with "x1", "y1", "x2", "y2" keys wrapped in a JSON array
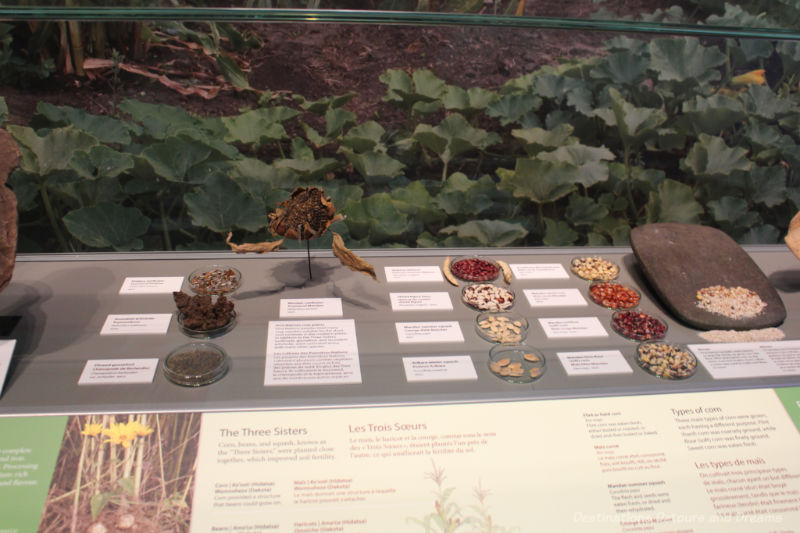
[
  {"x1": 138, "y1": 138, "x2": 212, "y2": 182},
  {"x1": 538, "y1": 144, "x2": 615, "y2": 189},
  {"x1": 512, "y1": 123, "x2": 576, "y2": 156},
  {"x1": 499, "y1": 158, "x2": 577, "y2": 204},
  {"x1": 70, "y1": 145, "x2": 134, "y2": 180},
  {"x1": 340, "y1": 148, "x2": 405, "y2": 186},
  {"x1": 542, "y1": 218, "x2": 578, "y2": 246},
  {"x1": 440, "y1": 219, "x2": 528, "y2": 247},
  {"x1": 413, "y1": 113, "x2": 501, "y2": 167},
  {"x1": 566, "y1": 194, "x2": 609, "y2": 227},
  {"x1": 184, "y1": 175, "x2": 265, "y2": 233},
  {"x1": 681, "y1": 95, "x2": 746, "y2": 135},
  {"x1": 741, "y1": 84, "x2": 796, "y2": 120},
  {"x1": 35, "y1": 103, "x2": 140, "y2": 144},
  {"x1": 644, "y1": 178, "x2": 704, "y2": 223},
  {"x1": 648, "y1": 37, "x2": 726, "y2": 84},
  {"x1": 391, "y1": 181, "x2": 446, "y2": 227},
  {"x1": 9, "y1": 125, "x2": 98, "y2": 177},
  {"x1": 599, "y1": 88, "x2": 667, "y2": 148},
  {"x1": 590, "y1": 50, "x2": 649, "y2": 85},
  {"x1": 435, "y1": 172, "x2": 495, "y2": 216},
  {"x1": 343, "y1": 193, "x2": 408, "y2": 245},
  {"x1": 221, "y1": 107, "x2": 298, "y2": 147},
  {"x1": 118, "y1": 99, "x2": 201, "y2": 140},
  {"x1": 486, "y1": 93, "x2": 542, "y2": 126},
  {"x1": 63, "y1": 203, "x2": 150, "y2": 251},
  {"x1": 442, "y1": 86, "x2": 497, "y2": 113},
  {"x1": 681, "y1": 134, "x2": 752, "y2": 178},
  {"x1": 341, "y1": 121, "x2": 386, "y2": 153}
]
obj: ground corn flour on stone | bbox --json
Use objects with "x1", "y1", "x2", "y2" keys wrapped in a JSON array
[{"x1": 695, "y1": 285, "x2": 767, "y2": 320}]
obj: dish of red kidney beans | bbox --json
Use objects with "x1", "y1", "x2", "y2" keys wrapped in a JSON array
[{"x1": 450, "y1": 257, "x2": 499, "y2": 282}]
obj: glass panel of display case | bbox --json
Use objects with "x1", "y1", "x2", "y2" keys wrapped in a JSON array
[{"x1": 1, "y1": 2, "x2": 799, "y2": 254}]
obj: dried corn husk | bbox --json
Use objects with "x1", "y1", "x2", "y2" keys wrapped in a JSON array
[
  {"x1": 332, "y1": 232, "x2": 376, "y2": 281},
  {"x1": 225, "y1": 232, "x2": 284, "y2": 254}
]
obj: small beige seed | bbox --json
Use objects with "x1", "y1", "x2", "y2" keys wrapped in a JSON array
[
  {"x1": 524, "y1": 353, "x2": 539, "y2": 362},
  {"x1": 497, "y1": 357, "x2": 511, "y2": 367}
]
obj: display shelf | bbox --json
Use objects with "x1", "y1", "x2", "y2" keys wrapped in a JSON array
[{"x1": 1, "y1": 246, "x2": 798, "y2": 417}]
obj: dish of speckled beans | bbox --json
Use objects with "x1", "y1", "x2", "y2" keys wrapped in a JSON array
[
  {"x1": 570, "y1": 256, "x2": 619, "y2": 281},
  {"x1": 636, "y1": 341, "x2": 697, "y2": 380},
  {"x1": 462, "y1": 283, "x2": 515, "y2": 311}
]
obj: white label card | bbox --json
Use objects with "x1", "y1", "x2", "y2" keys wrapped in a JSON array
[
  {"x1": 119, "y1": 277, "x2": 184, "y2": 294},
  {"x1": 688, "y1": 340, "x2": 800, "y2": 379},
  {"x1": 100, "y1": 314, "x2": 172, "y2": 335},
  {"x1": 384, "y1": 266, "x2": 444, "y2": 283},
  {"x1": 538, "y1": 317, "x2": 608, "y2": 339},
  {"x1": 557, "y1": 350, "x2": 633, "y2": 376},
  {"x1": 510, "y1": 263, "x2": 569, "y2": 280},
  {"x1": 395, "y1": 321, "x2": 464, "y2": 344},
  {"x1": 279, "y1": 298, "x2": 343, "y2": 318},
  {"x1": 0, "y1": 339, "x2": 16, "y2": 396},
  {"x1": 266, "y1": 319, "x2": 361, "y2": 385},
  {"x1": 78, "y1": 358, "x2": 159, "y2": 385},
  {"x1": 390, "y1": 292, "x2": 453, "y2": 311},
  {"x1": 524, "y1": 288, "x2": 588, "y2": 307},
  {"x1": 402, "y1": 355, "x2": 477, "y2": 382}
]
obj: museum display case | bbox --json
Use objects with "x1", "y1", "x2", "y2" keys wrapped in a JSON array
[{"x1": 1, "y1": 2, "x2": 800, "y2": 531}]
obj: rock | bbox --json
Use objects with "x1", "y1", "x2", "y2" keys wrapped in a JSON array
[
  {"x1": 631, "y1": 223, "x2": 786, "y2": 330},
  {"x1": 0, "y1": 129, "x2": 19, "y2": 292}
]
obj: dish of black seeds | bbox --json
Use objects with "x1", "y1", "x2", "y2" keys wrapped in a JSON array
[{"x1": 164, "y1": 342, "x2": 229, "y2": 386}]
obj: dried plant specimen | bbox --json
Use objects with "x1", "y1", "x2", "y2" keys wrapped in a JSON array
[
  {"x1": 226, "y1": 186, "x2": 377, "y2": 281},
  {"x1": 269, "y1": 187, "x2": 343, "y2": 240}
]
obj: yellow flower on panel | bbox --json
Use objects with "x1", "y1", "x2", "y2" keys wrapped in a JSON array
[
  {"x1": 128, "y1": 420, "x2": 154, "y2": 438},
  {"x1": 103, "y1": 422, "x2": 135, "y2": 448},
  {"x1": 80, "y1": 422, "x2": 103, "y2": 437}
]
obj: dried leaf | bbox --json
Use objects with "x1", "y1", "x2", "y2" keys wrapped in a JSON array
[
  {"x1": 497, "y1": 259, "x2": 513, "y2": 284},
  {"x1": 442, "y1": 256, "x2": 459, "y2": 286},
  {"x1": 331, "y1": 232, "x2": 377, "y2": 281},
  {"x1": 785, "y1": 211, "x2": 800, "y2": 262},
  {"x1": 225, "y1": 232, "x2": 284, "y2": 254}
]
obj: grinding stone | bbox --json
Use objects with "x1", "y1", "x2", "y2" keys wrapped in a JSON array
[{"x1": 630, "y1": 223, "x2": 785, "y2": 331}]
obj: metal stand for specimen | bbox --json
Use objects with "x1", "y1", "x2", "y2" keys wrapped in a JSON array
[
  {"x1": 299, "y1": 224, "x2": 312, "y2": 280},
  {"x1": 306, "y1": 239, "x2": 312, "y2": 280}
]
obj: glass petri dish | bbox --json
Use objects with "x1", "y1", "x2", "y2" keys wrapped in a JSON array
[
  {"x1": 449, "y1": 256, "x2": 500, "y2": 282},
  {"x1": 569, "y1": 256, "x2": 620, "y2": 281},
  {"x1": 611, "y1": 310, "x2": 667, "y2": 341},
  {"x1": 475, "y1": 312, "x2": 529, "y2": 344},
  {"x1": 488, "y1": 344, "x2": 546, "y2": 384},
  {"x1": 636, "y1": 341, "x2": 698, "y2": 380},
  {"x1": 188, "y1": 265, "x2": 242, "y2": 295},
  {"x1": 164, "y1": 342, "x2": 229, "y2": 387},
  {"x1": 588, "y1": 281, "x2": 640, "y2": 310},
  {"x1": 177, "y1": 310, "x2": 237, "y2": 339},
  {"x1": 462, "y1": 283, "x2": 515, "y2": 311}
]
